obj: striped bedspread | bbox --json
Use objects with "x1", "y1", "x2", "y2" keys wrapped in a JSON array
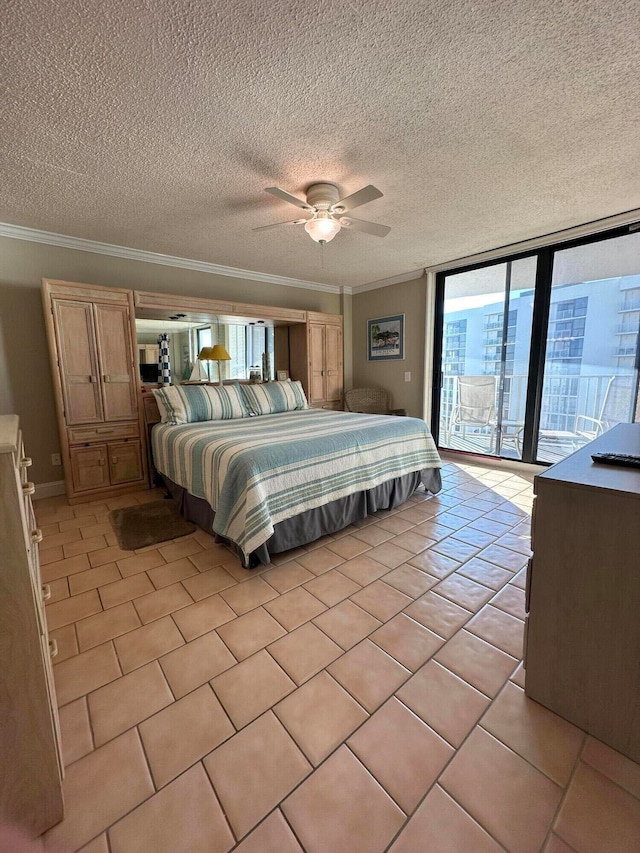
[{"x1": 152, "y1": 408, "x2": 441, "y2": 562}]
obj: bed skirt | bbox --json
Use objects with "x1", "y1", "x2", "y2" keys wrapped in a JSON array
[{"x1": 163, "y1": 468, "x2": 442, "y2": 568}]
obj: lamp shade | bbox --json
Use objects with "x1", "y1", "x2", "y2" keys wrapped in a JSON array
[
  {"x1": 210, "y1": 344, "x2": 231, "y2": 361},
  {"x1": 304, "y1": 213, "x2": 341, "y2": 244},
  {"x1": 197, "y1": 346, "x2": 216, "y2": 361}
]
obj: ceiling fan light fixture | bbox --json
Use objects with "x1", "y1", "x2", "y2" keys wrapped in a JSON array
[{"x1": 304, "y1": 212, "x2": 341, "y2": 244}]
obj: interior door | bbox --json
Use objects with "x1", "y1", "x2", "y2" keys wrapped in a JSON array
[
  {"x1": 308, "y1": 324, "x2": 326, "y2": 405},
  {"x1": 93, "y1": 303, "x2": 138, "y2": 421},
  {"x1": 324, "y1": 324, "x2": 343, "y2": 403},
  {"x1": 52, "y1": 300, "x2": 103, "y2": 425}
]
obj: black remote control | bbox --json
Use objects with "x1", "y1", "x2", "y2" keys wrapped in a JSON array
[{"x1": 591, "y1": 452, "x2": 640, "y2": 468}]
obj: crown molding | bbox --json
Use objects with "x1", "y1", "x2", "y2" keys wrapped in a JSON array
[
  {"x1": 0, "y1": 222, "x2": 342, "y2": 294},
  {"x1": 352, "y1": 268, "x2": 425, "y2": 293}
]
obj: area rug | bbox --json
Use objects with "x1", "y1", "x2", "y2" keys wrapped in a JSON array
[{"x1": 109, "y1": 500, "x2": 197, "y2": 550}]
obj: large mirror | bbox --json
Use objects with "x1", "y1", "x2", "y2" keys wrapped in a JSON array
[{"x1": 135, "y1": 317, "x2": 277, "y2": 385}]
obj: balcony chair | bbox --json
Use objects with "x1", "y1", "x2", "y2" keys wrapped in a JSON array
[
  {"x1": 446, "y1": 375, "x2": 498, "y2": 451},
  {"x1": 344, "y1": 388, "x2": 406, "y2": 416},
  {"x1": 574, "y1": 375, "x2": 636, "y2": 443}
]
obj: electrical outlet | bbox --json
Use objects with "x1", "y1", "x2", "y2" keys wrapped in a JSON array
[
  {"x1": 404, "y1": 372, "x2": 411, "y2": 382},
  {"x1": 51, "y1": 453, "x2": 62, "y2": 466}
]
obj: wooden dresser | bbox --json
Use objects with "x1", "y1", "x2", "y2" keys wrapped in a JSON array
[
  {"x1": 0, "y1": 415, "x2": 64, "y2": 834},
  {"x1": 525, "y1": 423, "x2": 640, "y2": 763}
]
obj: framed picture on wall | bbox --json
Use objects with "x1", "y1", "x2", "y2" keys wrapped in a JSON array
[{"x1": 367, "y1": 314, "x2": 405, "y2": 361}]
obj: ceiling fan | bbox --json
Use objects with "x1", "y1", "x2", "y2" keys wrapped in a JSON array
[{"x1": 254, "y1": 182, "x2": 391, "y2": 244}]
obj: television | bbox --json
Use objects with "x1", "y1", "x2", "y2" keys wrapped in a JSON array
[{"x1": 140, "y1": 363, "x2": 159, "y2": 383}]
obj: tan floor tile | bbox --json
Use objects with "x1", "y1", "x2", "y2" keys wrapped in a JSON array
[
  {"x1": 140, "y1": 685, "x2": 235, "y2": 788},
  {"x1": 204, "y1": 712, "x2": 311, "y2": 840},
  {"x1": 397, "y1": 660, "x2": 489, "y2": 747},
  {"x1": 268, "y1": 622, "x2": 342, "y2": 684},
  {"x1": 408, "y1": 549, "x2": 458, "y2": 579},
  {"x1": 89, "y1": 545, "x2": 133, "y2": 568},
  {"x1": 160, "y1": 631, "x2": 236, "y2": 698},
  {"x1": 481, "y1": 682, "x2": 585, "y2": 786},
  {"x1": 490, "y1": 583, "x2": 526, "y2": 619},
  {"x1": 262, "y1": 561, "x2": 315, "y2": 594},
  {"x1": 220, "y1": 575, "x2": 279, "y2": 615},
  {"x1": 158, "y1": 537, "x2": 203, "y2": 563},
  {"x1": 106, "y1": 494, "x2": 140, "y2": 510},
  {"x1": 63, "y1": 534, "x2": 108, "y2": 558},
  {"x1": 69, "y1": 564, "x2": 121, "y2": 596},
  {"x1": 302, "y1": 569, "x2": 361, "y2": 606},
  {"x1": 470, "y1": 517, "x2": 513, "y2": 537},
  {"x1": 188, "y1": 542, "x2": 233, "y2": 570},
  {"x1": 451, "y1": 525, "x2": 497, "y2": 549},
  {"x1": 234, "y1": 810, "x2": 303, "y2": 853},
  {"x1": 212, "y1": 649, "x2": 295, "y2": 729},
  {"x1": 370, "y1": 613, "x2": 444, "y2": 671},
  {"x1": 388, "y1": 529, "x2": 437, "y2": 555},
  {"x1": 338, "y1": 554, "x2": 393, "y2": 585},
  {"x1": 217, "y1": 607, "x2": 286, "y2": 661},
  {"x1": 350, "y1": 580, "x2": 412, "y2": 622},
  {"x1": 43, "y1": 729, "x2": 153, "y2": 852},
  {"x1": 109, "y1": 763, "x2": 234, "y2": 853},
  {"x1": 73, "y1": 501, "x2": 109, "y2": 518},
  {"x1": 114, "y1": 616, "x2": 185, "y2": 673},
  {"x1": 39, "y1": 545, "x2": 64, "y2": 566},
  {"x1": 434, "y1": 573, "x2": 494, "y2": 612},
  {"x1": 295, "y1": 546, "x2": 345, "y2": 575},
  {"x1": 88, "y1": 661, "x2": 173, "y2": 746},
  {"x1": 50, "y1": 624, "x2": 79, "y2": 665},
  {"x1": 431, "y1": 537, "x2": 480, "y2": 563},
  {"x1": 57, "y1": 515, "x2": 95, "y2": 533},
  {"x1": 54, "y1": 642, "x2": 121, "y2": 707},
  {"x1": 457, "y1": 556, "x2": 512, "y2": 590},
  {"x1": 382, "y1": 564, "x2": 438, "y2": 598},
  {"x1": 99, "y1": 573, "x2": 154, "y2": 609},
  {"x1": 365, "y1": 541, "x2": 414, "y2": 570},
  {"x1": 46, "y1": 589, "x2": 102, "y2": 631},
  {"x1": 404, "y1": 591, "x2": 472, "y2": 639},
  {"x1": 264, "y1": 586, "x2": 326, "y2": 631},
  {"x1": 376, "y1": 515, "x2": 416, "y2": 535},
  {"x1": 435, "y1": 629, "x2": 517, "y2": 697},
  {"x1": 466, "y1": 604, "x2": 524, "y2": 658},
  {"x1": 328, "y1": 639, "x2": 410, "y2": 712},
  {"x1": 389, "y1": 785, "x2": 503, "y2": 853},
  {"x1": 495, "y1": 530, "x2": 533, "y2": 556},
  {"x1": 325, "y1": 534, "x2": 371, "y2": 560},
  {"x1": 555, "y1": 762, "x2": 640, "y2": 853},
  {"x1": 58, "y1": 697, "x2": 93, "y2": 766},
  {"x1": 81, "y1": 522, "x2": 115, "y2": 540},
  {"x1": 147, "y1": 556, "x2": 199, "y2": 589},
  {"x1": 432, "y1": 511, "x2": 470, "y2": 530},
  {"x1": 41, "y1": 528, "x2": 83, "y2": 550},
  {"x1": 312, "y1": 599, "x2": 381, "y2": 650},
  {"x1": 582, "y1": 736, "x2": 640, "y2": 800},
  {"x1": 133, "y1": 582, "x2": 193, "y2": 623},
  {"x1": 349, "y1": 697, "x2": 453, "y2": 813},
  {"x1": 510, "y1": 565, "x2": 528, "y2": 589},
  {"x1": 413, "y1": 519, "x2": 456, "y2": 542},
  {"x1": 477, "y1": 543, "x2": 528, "y2": 571},
  {"x1": 275, "y1": 671, "x2": 368, "y2": 765},
  {"x1": 543, "y1": 834, "x2": 577, "y2": 853},
  {"x1": 283, "y1": 745, "x2": 405, "y2": 853},
  {"x1": 182, "y1": 565, "x2": 237, "y2": 600},
  {"x1": 511, "y1": 660, "x2": 526, "y2": 688},
  {"x1": 116, "y1": 549, "x2": 166, "y2": 577},
  {"x1": 440, "y1": 727, "x2": 562, "y2": 853},
  {"x1": 76, "y1": 601, "x2": 141, "y2": 651},
  {"x1": 172, "y1": 594, "x2": 236, "y2": 641},
  {"x1": 350, "y1": 524, "x2": 394, "y2": 547},
  {"x1": 78, "y1": 832, "x2": 109, "y2": 853}
]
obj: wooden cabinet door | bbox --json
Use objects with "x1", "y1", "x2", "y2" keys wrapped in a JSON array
[
  {"x1": 324, "y1": 324, "x2": 343, "y2": 403},
  {"x1": 52, "y1": 300, "x2": 103, "y2": 425},
  {"x1": 93, "y1": 303, "x2": 138, "y2": 421},
  {"x1": 108, "y1": 440, "x2": 143, "y2": 484},
  {"x1": 69, "y1": 445, "x2": 108, "y2": 492},
  {"x1": 308, "y1": 324, "x2": 326, "y2": 405}
]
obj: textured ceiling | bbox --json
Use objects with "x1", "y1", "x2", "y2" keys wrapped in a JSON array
[{"x1": 2, "y1": 0, "x2": 640, "y2": 289}]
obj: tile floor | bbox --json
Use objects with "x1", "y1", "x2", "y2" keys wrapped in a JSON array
[{"x1": 31, "y1": 460, "x2": 640, "y2": 852}]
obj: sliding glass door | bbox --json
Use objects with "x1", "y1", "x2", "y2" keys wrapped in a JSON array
[{"x1": 433, "y1": 225, "x2": 640, "y2": 464}]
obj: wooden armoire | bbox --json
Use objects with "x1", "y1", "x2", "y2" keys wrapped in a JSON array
[
  {"x1": 289, "y1": 311, "x2": 343, "y2": 410},
  {"x1": 42, "y1": 280, "x2": 147, "y2": 503}
]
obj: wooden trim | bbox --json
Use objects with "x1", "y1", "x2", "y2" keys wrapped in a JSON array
[
  {"x1": 307, "y1": 311, "x2": 343, "y2": 325},
  {"x1": 42, "y1": 278, "x2": 130, "y2": 303}
]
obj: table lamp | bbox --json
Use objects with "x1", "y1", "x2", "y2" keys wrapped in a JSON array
[{"x1": 210, "y1": 344, "x2": 231, "y2": 384}]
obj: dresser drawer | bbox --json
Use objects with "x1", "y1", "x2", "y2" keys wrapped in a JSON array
[{"x1": 68, "y1": 422, "x2": 140, "y2": 444}]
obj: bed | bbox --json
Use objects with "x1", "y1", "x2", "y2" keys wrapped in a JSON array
[{"x1": 148, "y1": 382, "x2": 442, "y2": 568}]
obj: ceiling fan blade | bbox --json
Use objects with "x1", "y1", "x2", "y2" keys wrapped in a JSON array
[
  {"x1": 265, "y1": 187, "x2": 312, "y2": 210},
  {"x1": 334, "y1": 184, "x2": 383, "y2": 212},
  {"x1": 253, "y1": 218, "x2": 307, "y2": 232},
  {"x1": 339, "y1": 216, "x2": 390, "y2": 238}
]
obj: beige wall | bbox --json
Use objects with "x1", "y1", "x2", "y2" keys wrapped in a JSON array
[
  {"x1": 0, "y1": 236, "x2": 342, "y2": 485},
  {"x1": 351, "y1": 276, "x2": 428, "y2": 418}
]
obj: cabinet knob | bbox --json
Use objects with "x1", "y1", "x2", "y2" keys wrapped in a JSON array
[
  {"x1": 31, "y1": 528, "x2": 43, "y2": 544},
  {"x1": 20, "y1": 457, "x2": 33, "y2": 468},
  {"x1": 22, "y1": 482, "x2": 36, "y2": 496},
  {"x1": 90, "y1": 375, "x2": 98, "y2": 384},
  {"x1": 42, "y1": 583, "x2": 51, "y2": 601},
  {"x1": 49, "y1": 639, "x2": 58, "y2": 659},
  {"x1": 111, "y1": 457, "x2": 118, "y2": 463}
]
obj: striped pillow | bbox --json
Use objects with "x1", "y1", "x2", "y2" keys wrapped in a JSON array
[
  {"x1": 152, "y1": 384, "x2": 249, "y2": 425},
  {"x1": 240, "y1": 380, "x2": 308, "y2": 416}
]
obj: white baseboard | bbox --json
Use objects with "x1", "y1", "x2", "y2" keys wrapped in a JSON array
[{"x1": 33, "y1": 480, "x2": 66, "y2": 500}]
